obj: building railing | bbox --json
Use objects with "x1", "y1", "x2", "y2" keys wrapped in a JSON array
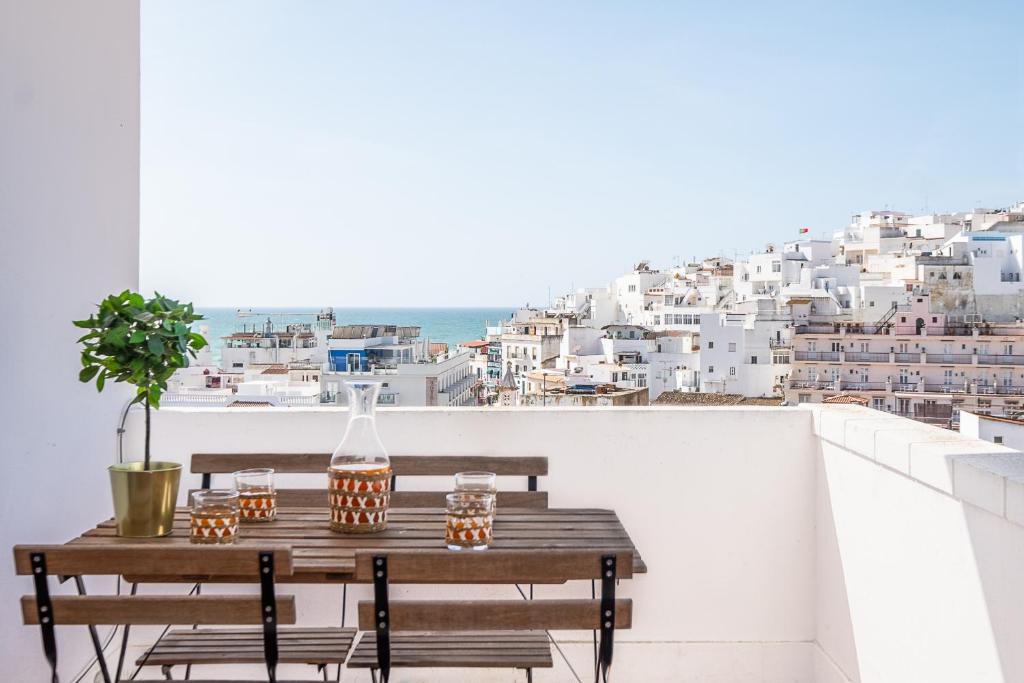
[
  {"x1": 893, "y1": 353, "x2": 918, "y2": 363},
  {"x1": 845, "y1": 352, "x2": 890, "y2": 362},
  {"x1": 793, "y1": 351, "x2": 840, "y2": 361},
  {"x1": 923, "y1": 384, "x2": 968, "y2": 394},
  {"x1": 893, "y1": 383, "x2": 918, "y2": 392},
  {"x1": 996, "y1": 385, "x2": 1024, "y2": 395},
  {"x1": 925, "y1": 353, "x2": 972, "y2": 364},
  {"x1": 1001, "y1": 273, "x2": 1021, "y2": 282},
  {"x1": 978, "y1": 354, "x2": 1024, "y2": 365},
  {"x1": 843, "y1": 381, "x2": 887, "y2": 391},
  {"x1": 794, "y1": 325, "x2": 840, "y2": 335},
  {"x1": 786, "y1": 380, "x2": 835, "y2": 390}
]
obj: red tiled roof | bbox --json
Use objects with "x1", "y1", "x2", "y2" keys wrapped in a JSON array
[
  {"x1": 261, "y1": 367, "x2": 289, "y2": 375},
  {"x1": 822, "y1": 394, "x2": 870, "y2": 406},
  {"x1": 228, "y1": 400, "x2": 274, "y2": 407},
  {"x1": 460, "y1": 340, "x2": 489, "y2": 348}
]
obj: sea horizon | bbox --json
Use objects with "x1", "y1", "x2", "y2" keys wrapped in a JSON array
[{"x1": 195, "y1": 306, "x2": 515, "y2": 364}]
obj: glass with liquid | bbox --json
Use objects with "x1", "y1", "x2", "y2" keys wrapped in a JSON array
[
  {"x1": 445, "y1": 492, "x2": 495, "y2": 551},
  {"x1": 329, "y1": 381, "x2": 392, "y2": 533},
  {"x1": 233, "y1": 468, "x2": 277, "y2": 522},
  {"x1": 190, "y1": 490, "x2": 240, "y2": 544}
]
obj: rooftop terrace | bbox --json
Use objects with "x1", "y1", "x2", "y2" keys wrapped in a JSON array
[{"x1": 33, "y1": 404, "x2": 1011, "y2": 682}]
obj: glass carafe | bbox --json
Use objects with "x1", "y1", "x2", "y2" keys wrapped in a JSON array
[{"x1": 328, "y1": 381, "x2": 392, "y2": 533}]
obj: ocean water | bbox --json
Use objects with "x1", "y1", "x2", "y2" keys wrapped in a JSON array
[{"x1": 195, "y1": 307, "x2": 513, "y2": 363}]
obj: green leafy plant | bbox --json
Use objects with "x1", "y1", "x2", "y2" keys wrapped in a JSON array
[{"x1": 74, "y1": 291, "x2": 207, "y2": 470}]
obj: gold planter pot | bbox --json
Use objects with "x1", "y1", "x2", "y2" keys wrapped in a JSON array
[{"x1": 109, "y1": 461, "x2": 182, "y2": 537}]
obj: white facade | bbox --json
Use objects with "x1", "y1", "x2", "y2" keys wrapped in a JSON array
[
  {"x1": 2, "y1": 3, "x2": 141, "y2": 679},
  {"x1": 960, "y1": 411, "x2": 1024, "y2": 451},
  {"x1": 699, "y1": 312, "x2": 792, "y2": 397}
]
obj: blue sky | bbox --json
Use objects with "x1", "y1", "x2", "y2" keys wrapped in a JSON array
[{"x1": 140, "y1": 1, "x2": 1023, "y2": 307}]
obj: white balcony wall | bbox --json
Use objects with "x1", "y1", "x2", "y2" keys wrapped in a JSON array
[
  {"x1": 808, "y1": 405, "x2": 1024, "y2": 683},
  {"x1": 0, "y1": 1, "x2": 141, "y2": 681},
  {"x1": 1, "y1": 1, "x2": 141, "y2": 683},
  {"x1": 126, "y1": 406, "x2": 818, "y2": 680},
  {"x1": 115, "y1": 406, "x2": 1024, "y2": 682}
]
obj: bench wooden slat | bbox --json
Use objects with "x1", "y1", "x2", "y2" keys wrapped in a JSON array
[
  {"x1": 21, "y1": 595, "x2": 297, "y2": 626},
  {"x1": 136, "y1": 626, "x2": 356, "y2": 666},
  {"x1": 191, "y1": 454, "x2": 548, "y2": 476},
  {"x1": 347, "y1": 631, "x2": 553, "y2": 669},
  {"x1": 354, "y1": 549, "x2": 632, "y2": 583},
  {"x1": 189, "y1": 489, "x2": 548, "y2": 509},
  {"x1": 13, "y1": 546, "x2": 293, "y2": 577},
  {"x1": 357, "y1": 599, "x2": 631, "y2": 631}
]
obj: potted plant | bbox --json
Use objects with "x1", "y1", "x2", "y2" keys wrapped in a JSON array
[{"x1": 74, "y1": 291, "x2": 207, "y2": 537}]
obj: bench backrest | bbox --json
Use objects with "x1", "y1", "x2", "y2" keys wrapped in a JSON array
[
  {"x1": 191, "y1": 453, "x2": 549, "y2": 508},
  {"x1": 354, "y1": 549, "x2": 630, "y2": 680}
]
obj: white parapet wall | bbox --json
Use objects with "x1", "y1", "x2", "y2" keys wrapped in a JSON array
[
  {"x1": 127, "y1": 406, "x2": 820, "y2": 681},
  {"x1": 806, "y1": 404, "x2": 1024, "y2": 683},
  {"x1": 64, "y1": 405, "x2": 1024, "y2": 682}
]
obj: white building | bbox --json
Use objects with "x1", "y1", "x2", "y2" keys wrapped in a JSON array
[
  {"x1": 219, "y1": 310, "x2": 335, "y2": 372},
  {"x1": 699, "y1": 309, "x2": 792, "y2": 397},
  {"x1": 960, "y1": 411, "x2": 1024, "y2": 450},
  {"x1": 322, "y1": 324, "x2": 474, "y2": 407}
]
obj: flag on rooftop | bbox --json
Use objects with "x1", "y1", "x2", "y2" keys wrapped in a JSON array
[{"x1": 799, "y1": 227, "x2": 809, "y2": 234}]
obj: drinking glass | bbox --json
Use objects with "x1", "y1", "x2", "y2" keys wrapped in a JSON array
[
  {"x1": 445, "y1": 492, "x2": 495, "y2": 551},
  {"x1": 190, "y1": 490, "x2": 240, "y2": 544},
  {"x1": 454, "y1": 471, "x2": 498, "y2": 513},
  {"x1": 233, "y1": 468, "x2": 277, "y2": 522}
]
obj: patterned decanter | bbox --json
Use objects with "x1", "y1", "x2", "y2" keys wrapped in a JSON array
[{"x1": 328, "y1": 381, "x2": 392, "y2": 533}]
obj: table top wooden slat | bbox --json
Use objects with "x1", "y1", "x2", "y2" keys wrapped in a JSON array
[{"x1": 67, "y1": 507, "x2": 646, "y2": 581}]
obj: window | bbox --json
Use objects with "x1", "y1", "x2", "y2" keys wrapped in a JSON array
[
  {"x1": 232, "y1": 362, "x2": 243, "y2": 368},
  {"x1": 872, "y1": 397, "x2": 885, "y2": 410},
  {"x1": 708, "y1": 365, "x2": 714, "y2": 374},
  {"x1": 728, "y1": 342, "x2": 736, "y2": 352},
  {"x1": 750, "y1": 355, "x2": 758, "y2": 364},
  {"x1": 729, "y1": 367, "x2": 736, "y2": 375},
  {"x1": 628, "y1": 284, "x2": 636, "y2": 292},
  {"x1": 798, "y1": 393, "x2": 811, "y2": 404},
  {"x1": 772, "y1": 262, "x2": 781, "y2": 273},
  {"x1": 708, "y1": 341, "x2": 714, "y2": 349},
  {"x1": 995, "y1": 436, "x2": 1004, "y2": 444}
]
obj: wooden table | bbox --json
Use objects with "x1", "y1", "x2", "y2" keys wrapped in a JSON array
[{"x1": 68, "y1": 507, "x2": 647, "y2": 582}]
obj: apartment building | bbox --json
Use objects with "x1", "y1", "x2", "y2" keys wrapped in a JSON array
[{"x1": 785, "y1": 297, "x2": 1024, "y2": 424}]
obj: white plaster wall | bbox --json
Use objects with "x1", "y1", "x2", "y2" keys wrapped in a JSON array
[
  {"x1": 126, "y1": 406, "x2": 819, "y2": 681},
  {"x1": 0, "y1": 1, "x2": 140, "y2": 679},
  {"x1": 809, "y1": 405, "x2": 1024, "y2": 683},
  {"x1": 961, "y1": 412, "x2": 1024, "y2": 452}
]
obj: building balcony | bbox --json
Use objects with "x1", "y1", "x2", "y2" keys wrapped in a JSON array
[
  {"x1": 842, "y1": 381, "x2": 887, "y2": 391},
  {"x1": 925, "y1": 353, "x2": 973, "y2": 364},
  {"x1": 794, "y1": 351, "x2": 840, "y2": 361},
  {"x1": 83, "y1": 404, "x2": 1024, "y2": 682},
  {"x1": 923, "y1": 383, "x2": 969, "y2": 394},
  {"x1": 894, "y1": 352, "x2": 919, "y2": 363},
  {"x1": 787, "y1": 379, "x2": 836, "y2": 390},
  {"x1": 845, "y1": 352, "x2": 890, "y2": 362},
  {"x1": 978, "y1": 354, "x2": 1024, "y2": 365}
]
